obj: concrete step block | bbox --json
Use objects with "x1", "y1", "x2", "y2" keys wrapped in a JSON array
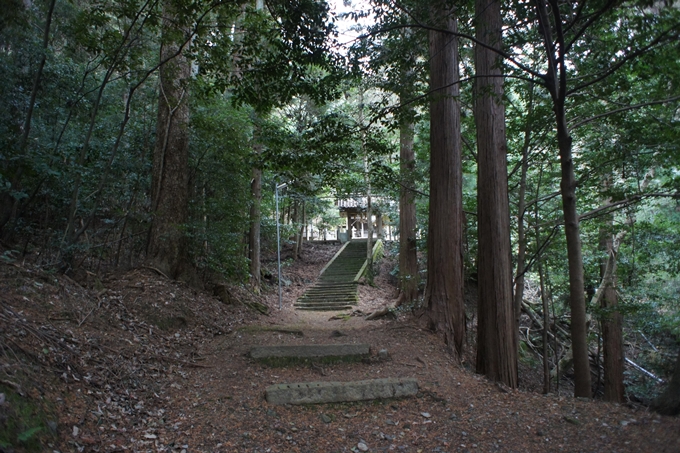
[{"x1": 265, "y1": 378, "x2": 419, "y2": 405}]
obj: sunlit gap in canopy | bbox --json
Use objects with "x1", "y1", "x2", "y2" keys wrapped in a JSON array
[{"x1": 328, "y1": 0, "x2": 374, "y2": 54}]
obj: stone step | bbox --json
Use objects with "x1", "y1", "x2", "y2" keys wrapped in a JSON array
[
  {"x1": 265, "y1": 378, "x2": 419, "y2": 405},
  {"x1": 300, "y1": 289, "x2": 357, "y2": 295},
  {"x1": 297, "y1": 297, "x2": 357, "y2": 302},
  {"x1": 294, "y1": 305, "x2": 354, "y2": 311},
  {"x1": 315, "y1": 281, "x2": 358, "y2": 286},
  {"x1": 250, "y1": 343, "x2": 369, "y2": 360},
  {"x1": 294, "y1": 300, "x2": 357, "y2": 310},
  {"x1": 295, "y1": 298, "x2": 357, "y2": 304},
  {"x1": 295, "y1": 296, "x2": 357, "y2": 307}
]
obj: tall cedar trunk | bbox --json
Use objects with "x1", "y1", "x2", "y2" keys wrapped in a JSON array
[
  {"x1": 535, "y1": 0, "x2": 591, "y2": 397},
  {"x1": 424, "y1": 3, "x2": 465, "y2": 357},
  {"x1": 651, "y1": 348, "x2": 680, "y2": 416},
  {"x1": 398, "y1": 104, "x2": 418, "y2": 306},
  {"x1": 249, "y1": 165, "x2": 262, "y2": 291},
  {"x1": 474, "y1": 0, "x2": 518, "y2": 387},
  {"x1": 600, "y1": 227, "x2": 624, "y2": 402},
  {"x1": 147, "y1": 3, "x2": 191, "y2": 280}
]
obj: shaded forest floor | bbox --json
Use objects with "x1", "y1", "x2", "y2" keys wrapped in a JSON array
[{"x1": 1, "y1": 242, "x2": 679, "y2": 452}]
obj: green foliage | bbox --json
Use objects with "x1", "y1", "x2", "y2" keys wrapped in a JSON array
[
  {"x1": 0, "y1": 385, "x2": 55, "y2": 451},
  {"x1": 188, "y1": 90, "x2": 252, "y2": 281}
]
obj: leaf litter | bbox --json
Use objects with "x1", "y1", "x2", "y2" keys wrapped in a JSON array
[{"x1": 0, "y1": 242, "x2": 678, "y2": 452}]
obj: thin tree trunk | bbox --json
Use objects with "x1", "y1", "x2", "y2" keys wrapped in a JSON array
[
  {"x1": 147, "y1": 1, "x2": 191, "y2": 281},
  {"x1": 538, "y1": 254, "x2": 551, "y2": 394},
  {"x1": 249, "y1": 165, "x2": 262, "y2": 290},
  {"x1": 0, "y1": 0, "x2": 57, "y2": 234},
  {"x1": 514, "y1": 82, "x2": 534, "y2": 332},
  {"x1": 60, "y1": 0, "x2": 161, "y2": 263},
  {"x1": 556, "y1": 104, "x2": 591, "y2": 398},
  {"x1": 534, "y1": 0, "x2": 591, "y2": 397},
  {"x1": 423, "y1": 2, "x2": 465, "y2": 358},
  {"x1": 474, "y1": 0, "x2": 517, "y2": 387},
  {"x1": 115, "y1": 191, "x2": 136, "y2": 267},
  {"x1": 397, "y1": 101, "x2": 418, "y2": 306},
  {"x1": 298, "y1": 201, "x2": 305, "y2": 257},
  {"x1": 365, "y1": 154, "x2": 374, "y2": 284}
]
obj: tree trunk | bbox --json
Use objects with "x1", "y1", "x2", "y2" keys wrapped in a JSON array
[
  {"x1": 397, "y1": 102, "x2": 418, "y2": 306},
  {"x1": 473, "y1": 0, "x2": 517, "y2": 387},
  {"x1": 376, "y1": 211, "x2": 383, "y2": 240},
  {"x1": 423, "y1": 3, "x2": 465, "y2": 358},
  {"x1": 0, "y1": 0, "x2": 56, "y2": 235},
  {"x1": 538, "y1": 255, "x2": 551, "y2": 394},
  {"x1": 556, "y1": 104, "x2": 591, "y2": 398},
  {"x1": 365, "y1": 154, "x2": 374, "y2": 284},
  {"x1": 599, "y1": 226, "x2": 625, "y2": 403},
  {"x1": 514, "y1": 82, "x2": 534, "y2": 334},
  {"x1": 147, "y1": 2, "x2": 191, "y2": 280},
  {"x1": 651, "y1": 348, "x2": 680, "y2": 416},
  {"x1": 249, "y1": 165, "x2": 262, "y2": 291},
  {"x1": 534, "y1": 0, "x2": 591, "y2": 398},
  {"x1": 298, "y1": 201, "x2": 305, "y2": 256}
]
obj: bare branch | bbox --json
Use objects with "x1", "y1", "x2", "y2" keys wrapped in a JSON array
[
  {"x1": 568, "y1": 25, "x2": 680, "y2": 95},
  {"x1": 570, "y1": 95, "x2": 680, "y2": 129}
]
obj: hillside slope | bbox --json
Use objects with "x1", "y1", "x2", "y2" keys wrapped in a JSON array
[{"x1": 1, "y1": 243, "x2": 679, "y2": 452}]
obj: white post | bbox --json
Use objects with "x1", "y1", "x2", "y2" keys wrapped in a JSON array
[{"x1": 275, "y1": 182, "x2": 286, "y2": 310}]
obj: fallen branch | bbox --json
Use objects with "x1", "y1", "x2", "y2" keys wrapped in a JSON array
[
  {"x1": 625, "y1": 357, "x2": 664, "y2": 383},
  {"x1": 78, "y1": 301, "x2": 101, "y2": 327},
  {"x1": 637, "y1": 330, "x2": 659, "y2": 352},
  {"x1": 521, "y1": 300, "x2": 570, "y2": 340}
]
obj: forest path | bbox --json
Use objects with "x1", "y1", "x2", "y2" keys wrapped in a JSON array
[{"x1": 3, "y1": 243, "x2": 679, "y2": 452}]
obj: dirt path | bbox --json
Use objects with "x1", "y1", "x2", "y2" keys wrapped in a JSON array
[{"x1": 1, "y1": 243, "x2": 679, "y2": 452}]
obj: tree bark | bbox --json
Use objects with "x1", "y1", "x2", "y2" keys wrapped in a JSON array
[
  {"x1": 423, "y1": 2, "x2": 465, "y2": 358},
  {"x1": 474, "y1": 0, "x2": 517, "y2": 388},
  {"x1": 147, "y1": 2, "x2": 191, "y2": 280},
  {"x1": 397, "y1": 107, "x2": 418, "y2": 306}
]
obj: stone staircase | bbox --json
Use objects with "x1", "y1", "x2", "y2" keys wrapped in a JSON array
[{"x1": 294, "y1": 239, "x2": 371, "y2": 311}]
